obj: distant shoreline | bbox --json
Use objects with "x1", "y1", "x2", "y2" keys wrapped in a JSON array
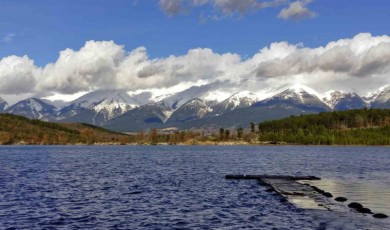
[{"x1": 1, "y1": 142, "x2": 389, "y2": 147}]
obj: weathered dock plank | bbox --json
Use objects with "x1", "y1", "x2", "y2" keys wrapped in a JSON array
[
  {"x1": 225, "y1": 174, "x2": 321, "y2": 180},
  {"x1": 225, "y1": 174, "x2": 388, "y2": 218}
]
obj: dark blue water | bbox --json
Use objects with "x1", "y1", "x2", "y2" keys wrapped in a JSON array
[{"x1": 0, "y1": 146, "x2": 389, "y2": 229}]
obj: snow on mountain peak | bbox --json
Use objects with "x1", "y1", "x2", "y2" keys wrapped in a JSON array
[
  {"x1": 71, "y1": 90, "x2": 138, "y2": 108},
  {"x1": 253, "y1": 83, "x2": 331, "y2": 112},
  {"x1": 363, "y1": 84, "x2": 390, "y2": 104},
  {"x1": 160, "y1": 85, "x2": 230, "y2": 109},
  {"x1": 269, "y1": 83, "x2": 323, "y2": 102},
  {"x1": 0, "y1": 97, "x2": 8, "y2": 111},
  {"x1": 323, "y1": 90, "x2": 343, "y2": 108},
  {"x1": 14, "y1": 98, "x2": 56, "y2": 111},
  {"x1": 50, "y1": 90, "x2": 144, "y2": 121},
  {"x1": 68, "y1": 90, "x2": 141, "y2": 119},
  {"x1": 322, "y1": 91, "x2": 366, "y2": 109},
  {"x1": 6, "y1": 98, "x2": 57, "y2": 119},
  {"x1": 231, "y1": 91, "x2": 259, "y2": 100},
  {"x1": 224, "y1": 91, "x2": 259, "y2": 108},
  {"x1": 288, "y1": 84, "x2": 322, "y2": 98}
]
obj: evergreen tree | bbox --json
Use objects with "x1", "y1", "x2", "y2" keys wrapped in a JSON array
[
  {"x1": 237, "y1": 127, "x2": 243, "y2": 139},
  {"x1": 250, "y1": 122, "x2": 255, "y2": 133},
  {"x1": 225, "y1": 129, "x2": 230, "y2": 140},
  {"x1": 219, "y1": 128, "x2": 225, "y2": 141}
]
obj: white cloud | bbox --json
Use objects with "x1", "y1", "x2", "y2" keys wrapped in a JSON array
[
  {"x1": 278, "y1": 0, "x2": 316, "y2": 20},
  {"x1": 1, "y1": 33, "x2": 15, "y2": 43},
  {"x1": 38, "y1": 40, "x2": 124, "y2": 94},
  {"x1": 0, "y1": 55, "x2": 38, "y2": 94},
  {"x1": 0, "y1": 33, "x2": 389, "y2": 99},
  {"x1": 253, "y1": 33, "x2": 390, "y2": 78}
]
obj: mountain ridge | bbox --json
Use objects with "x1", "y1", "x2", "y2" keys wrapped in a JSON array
[{"x1": 1, "y1": 84, "x2": 389, "y2": 132}]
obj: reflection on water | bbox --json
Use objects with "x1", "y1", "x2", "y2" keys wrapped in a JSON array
[
  {"x1": 288, "y1": 196, "x2": 326, "y2": 210},
  {"x1": 307, "y1": 178, "x2": 390, "y2": 214}
]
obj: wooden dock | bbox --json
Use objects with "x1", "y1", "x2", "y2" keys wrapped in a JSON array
[
  {"x1": 225, "y1": 174, "x2": 388, "y2": 218},
  {"x1": 225, "y1": 174, "x2": 321, "y2": 180}
]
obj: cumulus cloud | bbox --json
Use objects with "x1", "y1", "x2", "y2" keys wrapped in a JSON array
[
  {"x1": 0, "y1": 33, "x2": 389, "y2": 99},
  {"x1": 0, "y1": 55, "x2": 38, "y2": 94},
  {"x1": 38, "y1": 40, "x2": 125, "y2": 94},
  {"x1": 278, "y1": 0, "x2": 316, "y2": 20},
  {"x1": 253, "y1": 33, "x2": 390, "y2": 78},
  {"x1": 117, "y1": 47, "x2": 243, "y2": 90}
]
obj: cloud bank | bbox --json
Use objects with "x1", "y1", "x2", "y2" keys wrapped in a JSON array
[
  {"x1": 159, "y1": 0, "x2": 316, "y2": 20},
  {"x1": 0, "y1": 33, "x2": 389, "y2": 100}
]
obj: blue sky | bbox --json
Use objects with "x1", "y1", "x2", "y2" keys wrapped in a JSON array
[{"x1": 1, "y1": 0, "x2": 389, "y2": 66}]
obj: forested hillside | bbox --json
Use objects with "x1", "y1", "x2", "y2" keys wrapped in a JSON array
[
  {"x1": 1, "y1": 109, "x2": 390, "y2": 145},
  {"x1": 258, "y1": 109, "x2": 390, "y2": 145},
  {"x1": 0, "y1": 114, "x2": 130, "y2": 145}
]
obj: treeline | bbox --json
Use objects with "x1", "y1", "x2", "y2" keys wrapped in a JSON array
[
  {"x1": 0, "y1": 114, "x2": 130, "y2": 145},
  {"x1": 0, "y1": 113, "x2": 255, "y2": 145},
  {"x1": 133, "y1": 128, "x2": 258, "y2": 145},
  {"x1": 257, "y1": 109, "x2": 390, "y2": 145},
  {"x1": 1, "y1": 109, "x2": 390, "y2": 145}
]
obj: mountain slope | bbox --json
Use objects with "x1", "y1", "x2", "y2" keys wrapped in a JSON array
[
  {"x1": 178, "y1": 103, "x2": 324, "y2": 130},
  {"x1": 104, "y1": 102, "x2": 173, "y2": 132},
  {"x1": 371, "y1": 86, "x2": 390, "y2": 109},
  {"x1": 4, "y1": 83, "x2": 390, "y2": 132},
  {"x1": 6, "y1": 98, "x2": 57, "y2": 120},
  {"x1": 209, "y1": 91, "x2": 259, "y2": 116},
  {"x1": 56, "y1": 90, "x2": 140, "y2": 124},
  {"x1": 160, "y1": 85, "x2": 213, "y2": 109},
  {"x1": 166, "y1": 98, "x2": 211, "y2": 123},
  {"x1": 0, "y1": 97, "x2": 8, "y2": 112},
  {"x1": 324, "y1": 91, "x2": 367, "y2": 111},
  {"x1": 253, "y1": 84, "x2": 330, "y2": 112}
]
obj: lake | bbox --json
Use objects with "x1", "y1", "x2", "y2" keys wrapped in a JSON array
[{"x1": 0, "y1": 146, "x2": 389, "y2": 229}]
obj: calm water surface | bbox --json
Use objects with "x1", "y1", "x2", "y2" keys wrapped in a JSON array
[{"x1": 0, "y1": 146, "x2": 389, "y2": 229}]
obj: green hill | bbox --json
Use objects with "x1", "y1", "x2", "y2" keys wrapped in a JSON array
[
  {"x1": 0, "y1": 114, "x2": 130, "y2": 145},
  {"x1": 258, "y1": 109, "x2": 390, "y2": 145}
]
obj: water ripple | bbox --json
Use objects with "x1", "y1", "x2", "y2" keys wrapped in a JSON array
[{"x1": 0, "y1": 145, "x2": 389, "y2": 229}]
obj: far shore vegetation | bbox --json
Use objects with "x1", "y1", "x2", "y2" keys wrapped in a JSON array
[{"x1": 1, "y1": 108, "x2": 390, "y2": 146}]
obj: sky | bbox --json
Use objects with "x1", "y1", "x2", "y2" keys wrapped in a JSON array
[{"x1": 1, "y1": 0, "x2": 390, "y2": 104}]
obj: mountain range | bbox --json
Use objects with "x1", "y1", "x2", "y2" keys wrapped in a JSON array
[{"x1": 1, "y1": 84, "x2": 389, "y2": 132}]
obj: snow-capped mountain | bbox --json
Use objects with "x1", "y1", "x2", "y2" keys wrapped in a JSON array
[
  {"x1": 0, "y1": 97, "x2": 8, "y2": 112},
  {"x1": 254, "y1": 84, "x2": 330, "y2": 112},
  {"x1": 371, "y1": 86, "x2": 390, "y2": 108},
  {"x1": 6, "y1": 98, "x2": 57, "y2": 120},
  {"x1": 57, "y1": 90, "x2": 141, "y2": 124},
  {"x1": 324, "y1": 91, "x2": 367, "y2": 110},
  {"x1": 104, "y1": 102, "x2": 173, "y2": 132},
  {"x1": 209, "y1": 91, "x2": 259, "y2": 116},
  {"x1": 166, "y1": 98, "x2": 212, "y2": 123},
  {"x1": 161, "y1": 85, "x2": 215, "y2": 109},
  {"x1": 3, "y1": 83, "x2": 390, "y2": 132}
]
